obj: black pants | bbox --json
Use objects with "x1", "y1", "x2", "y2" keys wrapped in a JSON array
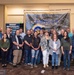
[
  {"x1": 0, "y1": 48, "x2": 2, "y2": 58},
  {"x1": 1, "y1": 50, "x2": 8, "y2": 64}
]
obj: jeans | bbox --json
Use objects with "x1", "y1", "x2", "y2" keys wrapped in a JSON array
[
  {"x1": 63, "y1": 50, "x2": 70, "y2": 69},
  {"x1": 58, "y1": 52, "x2": 62, "y2": 66},
  {"x1": 72, "y1": 49, "x2": 74, "y2": 59},
  {"x1": 42, "y1": 50, "x2": 49, "y2": 65},
  {"x1": 31, "y1": 49, "x2": 39, "y2": 65},
  {"x1": 1, "y1": 50, "x2": 8, "y2": 64},
  {"x1": 37, "y1": 50, "x2": 42, "y2": 64},
  {"x1": 52, "y1": 52, "x2": 58, "y2": 66},
  {"x1": 0, "y1": 48, "x2": 2, "y2": 58},
  {"x1": 25, "y1": 49, "x2": 31, "y2": 64}
]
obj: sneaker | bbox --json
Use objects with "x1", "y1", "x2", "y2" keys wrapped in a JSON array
[
  {"x1": 46, "y1": 65, "x2": 49, "y2": 67},
  {"x1": 41, "y1": 70, "x2": 45, "y2": 74},
  {"x1": 13, "y1": 64, "x2": 17, "y2": 67},
  {"x1": 63, "y1": 68, "x2": 66, "y2": 70},
  {"x1": 67, "y1": 68, "x2": 70, "y2": 71},
  {"x1": 2, "y1": 64, "x2": 5, "y2": 67},
  {"x1": 4, "y1": 64, "x2": 7, "y2": 67},
  {"x1": 34, "y1": 65, "x2": 37, "y2": 67},
  {"x1": 28, "y1": 63, "x2": 31, "y2": 65},
  {"x1": 24, "y1": 64, "x2": 27, "y2": 66},
  {"x1": 31, "y1": 65, "x2": 33, "y2": 68},
  {"x1": 43, "y1": 65, "x2": 46, "y2": 68},
  {"x1": 9, "y1": 62, "x2": 13, "y2": 65}
]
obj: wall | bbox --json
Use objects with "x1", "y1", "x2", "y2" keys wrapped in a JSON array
[
  {"x1": 0, "y1": 4, "x2": 73, "y2": 32},
  {"x1": 0, "y1": 0, "x2": 74, "y2": 4},
  {"x1": 6, "y1": 4, "x2": 49, "y2": 23},
  {"x1": 0, "y1": 5, "x2": 5, "y2": 32},
  {"x1": 5, "y1": 4, "x2": 74, "y2": 32}
]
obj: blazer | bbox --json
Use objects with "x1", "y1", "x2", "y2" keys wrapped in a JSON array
[
  {"x1": 49, "y1": 39, "x2": 61, "y2": 55},
  {"x1": 6, "y1": 34, "x2": 13, "y2": 48},
  {"x1": 12, "y1": 35, "x2": 22, "y2": 50}
]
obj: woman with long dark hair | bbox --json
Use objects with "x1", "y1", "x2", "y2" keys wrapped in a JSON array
[
  {"x1": 61, "y1": 30, "x2": 72, "y2": 70},
  {"x1": 0, "y1": 33, "x2": 10, "y2": 67},
  {"x1": 31, "y1": 31, "x2": 40, "y2": 68}
]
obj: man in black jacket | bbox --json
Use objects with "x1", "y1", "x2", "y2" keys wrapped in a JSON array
[{"x1": 12, "y1": 30, "x2": 23, "y2": 67}]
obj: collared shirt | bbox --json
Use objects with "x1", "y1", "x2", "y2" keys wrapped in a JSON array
[
  {"x1": 15, "y1": 35, "x2": 19, "y2": 49},
  {"x1": 7, "y1": 34, "x2": 10, "y2": 38},
  {"x1": 20, "y1": 32, "x2": 26, "y2": 40},
  {"x1": 24, "y1": 34, "x2": 32, "y2": 50},
  {"x1": 68, "y1": 32, "x2": 73, "y2": 38}
]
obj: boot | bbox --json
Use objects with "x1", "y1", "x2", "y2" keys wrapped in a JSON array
[{"x1": 52, "y1": 66, "x2": 54, "y2": 69}]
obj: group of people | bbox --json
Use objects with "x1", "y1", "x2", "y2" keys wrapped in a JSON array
[{"x1": 0, "y1": 27, "x2": 74, "y2": 71}]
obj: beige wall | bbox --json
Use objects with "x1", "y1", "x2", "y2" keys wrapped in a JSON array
[
  {"x1": 0, "y1": 5, "x2": 5, "y2": 32},
  {"x1": 1, "y1": 4, "x2": 74, "y2": 32},
  {"x1": 5, "y1": 4, "x2": 74, "y2": 32},
  {"x1": 0, "y1": 0, "x2": 74, "y2": 4},
  {"x1": 6, "y1": 4, "x2": 49, "y2": 23}
]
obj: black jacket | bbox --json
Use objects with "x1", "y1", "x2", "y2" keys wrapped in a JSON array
[{"x1": 12, "y1": 35, "x2": 22, "y2": 50}]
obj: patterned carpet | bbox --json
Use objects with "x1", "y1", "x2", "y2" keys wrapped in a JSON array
[{"x1": 0, "y1": 63, "x2": 74, "y2": 75}]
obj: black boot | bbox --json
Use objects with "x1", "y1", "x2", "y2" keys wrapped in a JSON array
[
  {"x1": 55, "y1": 66, "x2": 58, "y2": 69},
  {"x1": 52, "y1": 66, "x2": 54, "y2": 69}
]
